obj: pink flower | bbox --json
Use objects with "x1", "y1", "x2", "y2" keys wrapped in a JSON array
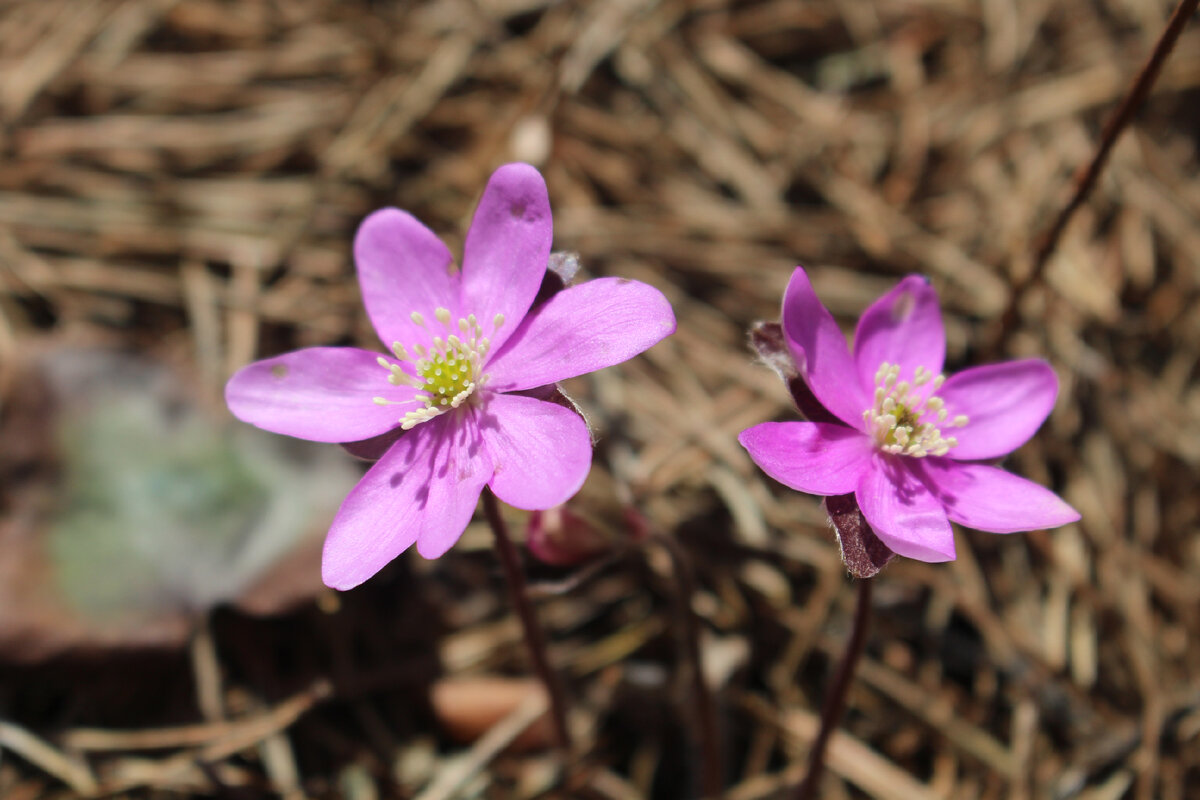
[
  {"x1": 226, "y1": 164, "x2": 675, "y2": 589},
  {"x1": 738, "y1": 268, "x2": 1079, "y2": 563}
]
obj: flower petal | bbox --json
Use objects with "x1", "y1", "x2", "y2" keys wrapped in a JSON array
[
  {"x1": 354, "y1": 208, "x2": 460, "y2": 350},
  {"x1": 321, "y1": 419, "x2": 434, "y2": 589},
  {"x1": 853, "y1": 274, "x2": 945, "y2": 391},
  {"x1": 938, "y1": 360, "x2": 1058, "y2": 460},
  {"x1": 856, "y1": 455, "x2": 956, "y2": 562},
  {"x1": 485, "y1": 277, "x2": 676, "y2": 392},
  {"x1": 912, "y1": 459, "x2": 1080, "y2": 533},
  {"x1": 738, "y1": 421, "x2": 874, "y2": 496},
  {"x1": 478, "y1": 393, "x2": 592, "y2": 509},
  {"x1": 781, "y1": 267, "x2": 868, "y2": 429},
  {"x1": 415, "y1": 409, "x2": 494, "y2": 559},
  {"x1": 225, "y1": 347, "x2": 412, "y2": 443},
  {"x1": 461, "y1": 163, "x2": 552, "y2": 353}
]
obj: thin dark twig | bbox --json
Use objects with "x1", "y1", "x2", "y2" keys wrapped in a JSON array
[
  {"x1": 794, "y1": 578, "x2": 874, "y2": 800},
  {"x1": 482, "y1": 488, "x2": 573, "y2": 753},
  {"x1": 527, "y1": 546, "x2": 632, "y2": 600},
  {"x1": 653, "y1": 533, "x2": 724, "y2": 799},
  {"x1": 994, "y1": 0, "x2": 1199, "y2": 350}
]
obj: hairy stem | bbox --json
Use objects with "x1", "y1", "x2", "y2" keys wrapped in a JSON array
[
  {"x1": 482, "y1": 488, "x2": 572, "y2": 752},
  {"x1": 794, "y1": 578, "x2": 873, "y2": 800},
  {"x1": 994, "y1": 0, "x2": 1199, "y2": 351}
]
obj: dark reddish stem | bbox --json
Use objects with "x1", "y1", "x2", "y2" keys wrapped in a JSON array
[
  {"x1": 794, "y1": 578, "x2": 873, "y2": 800},
  {"x1": 995, "y1": 0, "x2": 1198, "y2": 350},
  {"x1": 655, "y1": 532, "x2": 724, "y2": 799},
  {"x1": 626, "y1": 509, "x2": 723, "y2": 799},
  {"x1": 482, "y1": 488, "x2": 573, "y2": 753}
]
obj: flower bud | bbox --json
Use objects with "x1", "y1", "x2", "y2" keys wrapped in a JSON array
[{"x1": 526, "y1": 505, "x2": 612, "y2": 567}]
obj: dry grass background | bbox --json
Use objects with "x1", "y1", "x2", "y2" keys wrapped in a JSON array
[{"x1": 0, "y1": 0, "x2": 1199, "y2": 798}]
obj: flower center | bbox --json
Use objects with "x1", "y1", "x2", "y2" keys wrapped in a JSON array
[
  {"x1": 373, "y1": 307, "x2": 504, "y2": 430},
  {"x1": 862, "y1": 362, "x2": 967, "y2": 458}
]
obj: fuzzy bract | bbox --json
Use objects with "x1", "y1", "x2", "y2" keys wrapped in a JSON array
[
  {"x1": 226, "y1": 164, "x2": 676, "y2": 589},
  {"x1": 738, "y1": 268, "x2": 1079, "y2": 562}
]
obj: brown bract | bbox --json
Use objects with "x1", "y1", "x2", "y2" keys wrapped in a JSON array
[{"x1": 749, "y1": 320, "x2": 898, "y2": 576}]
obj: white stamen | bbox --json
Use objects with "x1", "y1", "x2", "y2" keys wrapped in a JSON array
[
  {"x1": 376, "y1": 305, "x2": 494, "y2": 429},
  {"x1": 864, "y1": 363, "x2": 968, "y2": 458}
]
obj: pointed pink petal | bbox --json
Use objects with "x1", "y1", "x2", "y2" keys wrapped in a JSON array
[
  {"x1": 461, "y1": 164, "x2": 552, "y2": 353},
  {"x1": 225, "y1": 347, "x2": 412, "y2": 443},
  {"x1": 938, "y1": 360, "x2": 1058, "y2": 460},
  {"x1": 781, "y1": 267, "x2": 868, "y2": 429},
  {"x1": 415, "y1": 409, "x2": 494, "y2": 559},
  {"x1": 478, "y1": 393, "x2": 592, "y2": 509},
  {"x1": 738, "y1": 421, "x2": 874, "y2": 495},
  {"x1": 853, "y1": 274, "x2": 945, "y2": 391},
  {"x1": 354, "y1": 208, "x2": 460, "y2": 350},
  {"x1": 856, "y1": 455, "x2": 956, "y2": 562},
  {"x1": 321, "y1": 419, "x2": 438, "y2": 589},
  {"x1": 913, "y1": 459, "x2": 1080, "y2": 533},
  {"x1": 485, "y1": 277, "x2": 676, "y2": 392}
]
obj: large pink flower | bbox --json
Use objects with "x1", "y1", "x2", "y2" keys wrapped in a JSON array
[
  {"x1": 226, "y1": 164, "x2": 675, "y2": 589},
  {"x1": 738, "y1": 268, "x2": 1078, "y2": 562}
]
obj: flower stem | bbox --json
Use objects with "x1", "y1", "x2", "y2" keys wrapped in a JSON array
[
  {"x1": 482, "y1": 488, "x2": 573, "y2": 753},
  {"x1": 794, "y1": 577, "x2": 873, "y2": 800},
  {"x1": 654, "y1": 532, "x2": 724, "y2": 799},
  {"x1": 994, "y1": 0, "x2": 1199, "y2": 351}
]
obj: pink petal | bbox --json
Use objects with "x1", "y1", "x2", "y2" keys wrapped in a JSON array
[
  {"x1": 485, "y1": 277, "x2": 676, "y2": 392},
  {"x1": 322, "y1": 419, "x2": 441, "y2": 589},
  {"x1": 856, "y1": 455, "x2": 956, "y2": 562},
  {"x1": 461, "y1": 164, "x2": 552, "y2": 353},
  {"x1": 354, "y1": 208, "x2": 461, "y2": 351},
  {"x1": 912, "y1": 459, "x2": 1080, "y2": 533},
  {"x1": 738, "y1": 421, "x2": 874, "y2": 496},
  {"x1": 938, "y1": 360, "x2": 1058, "y2": 460},
  {"x1": 415, "y1": 409, "x2": 494, "y2": 559},
  {"x1": 853, "y1": 274, "x2": 945, "y2": 392},
  {"x1": 478, "y1": 393, "x2": 592, "y2": 510},
  {"x1": 341, "y1": 426, "x2": 405, "y2": 462},
  {"x1": 225, "y1": 347, "x2": 412, "y2": 443},
  {"x1": 781, "y1": 267, "x2": 868, "y2": 429}
]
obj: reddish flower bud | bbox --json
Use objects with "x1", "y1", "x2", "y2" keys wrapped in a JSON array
[{"x1": 526, "y1": 505, "x2": 612, "y2": 567}]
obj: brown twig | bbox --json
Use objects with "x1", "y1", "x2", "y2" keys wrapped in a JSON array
[
  {"x1": 993, "y1": 0, "x2": 1199, "y2": 351},
  {"x1": 794, "y1": 578, "x2": 873, "y2": 800},
  {"x1": 481, "y1": 488, "x2": 573, "y2": 754}
]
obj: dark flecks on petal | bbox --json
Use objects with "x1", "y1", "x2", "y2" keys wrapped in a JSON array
[
  {"x1": 341, "y1": 425, "x2": 406, "y2": 462},
  {"x1": 852, "y1": 273, "x2": 946, "y2": 393}
]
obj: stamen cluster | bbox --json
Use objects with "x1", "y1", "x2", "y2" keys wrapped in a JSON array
[
  {"x1": 374, "y1": 307, "x2": 505, "y2": 429},
  {"x1": 863, "y1": 363, "x2": 967, "y2": 457}
]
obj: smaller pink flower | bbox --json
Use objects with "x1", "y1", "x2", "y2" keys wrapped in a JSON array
[
  {"x1": 226, "y1": 164, "x2": 675, "y2": 589},
  {"x1": 739, "y1": 267, "x2": 1079, "y2": 562}
]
